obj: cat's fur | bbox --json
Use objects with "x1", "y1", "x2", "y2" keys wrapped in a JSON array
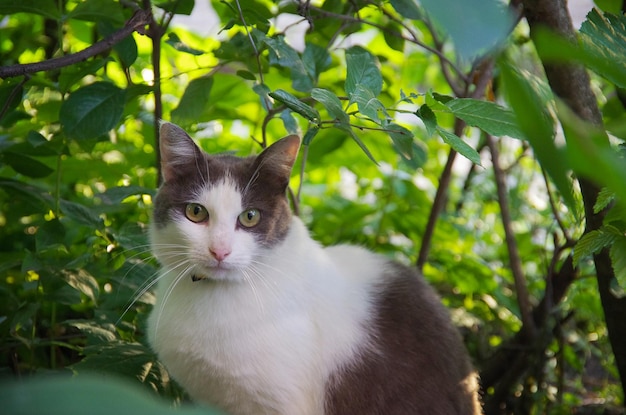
[{"x1": 148, "y1": 122, "x2": 482, "y2": 415}]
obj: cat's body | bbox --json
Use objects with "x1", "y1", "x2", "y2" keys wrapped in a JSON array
[{"x1": 148, "y1": 122, "x2": 482, "y2": 415}]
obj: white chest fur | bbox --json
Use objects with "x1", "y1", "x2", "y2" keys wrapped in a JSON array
[{"x1": 148, "y1": 218, "x2": 384, "y2": 415}]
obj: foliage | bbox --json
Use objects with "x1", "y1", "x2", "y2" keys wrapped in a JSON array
[{"x1": 1, "y1": 0, "x2": 626, "y2": 413}]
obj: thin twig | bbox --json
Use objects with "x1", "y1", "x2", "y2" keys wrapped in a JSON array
[
  {"x1": 542, "y1": 167, "x2": 574, "y2": 245},
  {"x1": 0, "y1": 9, "x2": 151, "y2": 79}
]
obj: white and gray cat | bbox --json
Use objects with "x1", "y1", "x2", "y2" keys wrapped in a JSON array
[{"x1": 147, "y1": 122, "x2": 482, "y2": 415}]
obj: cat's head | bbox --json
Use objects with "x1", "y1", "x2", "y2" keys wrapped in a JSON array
[{"x1": 150, "y1": 122, "x2": 300, "y2": 282}]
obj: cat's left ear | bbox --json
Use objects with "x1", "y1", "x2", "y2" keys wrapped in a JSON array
[
  {"x1": 255, "y1": 135, "x2": 301, "y2": 185},
  {"x1": 159, "y1": 121, "x2": 202, "y2": 183}
]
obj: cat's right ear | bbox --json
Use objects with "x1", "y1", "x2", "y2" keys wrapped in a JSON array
[{"x1": 159, "y1": 121, "x2": 200, "y2": 183}]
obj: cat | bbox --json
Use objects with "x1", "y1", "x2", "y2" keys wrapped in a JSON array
[{"x1": 147, "y1": 121, "x2": 482, "y2": 415}]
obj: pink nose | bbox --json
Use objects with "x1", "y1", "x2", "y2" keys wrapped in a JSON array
[{"x1": 210, "y1": 248, "x2": 231, "y2": 261}]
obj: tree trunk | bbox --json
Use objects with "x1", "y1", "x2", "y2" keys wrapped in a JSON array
[{"x1": 522, "y1": 0, "x2": 626, "y2": 401}]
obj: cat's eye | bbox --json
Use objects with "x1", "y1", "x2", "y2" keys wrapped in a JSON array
[
  {"x1": 238, "y1": 208, "x2": 261, "y2": 227},
  {"x1": 185, "y1": 203, "x2": 209, "y2": 223}
]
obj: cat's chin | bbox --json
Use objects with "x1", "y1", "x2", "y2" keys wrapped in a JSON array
[{"x1": 191, "y1": 265, "x2": 241, "y2": 282}]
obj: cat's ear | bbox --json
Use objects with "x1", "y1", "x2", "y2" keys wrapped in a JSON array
[
  {"x1": 159, "y1": 121, "x2": 201, "y2": 182},
  {"x1": 255, "y1": 135, "x2": 301, "y2": 187}
]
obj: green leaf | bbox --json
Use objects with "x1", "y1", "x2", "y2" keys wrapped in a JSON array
[
  {"x1": 69, "y1": 320, "x2": 117, "y2": 343},
  {"x1": 0, "y1": 0, "x2": 61, "y2": 19},
  {"x1": 534, "y1": 12, "x2": 626, "y2": 90},
  {"x1": 236, "y1": 70, "x2": 257, "y2": 81},
  {"x1": 97, "y1": 21, "x2": 138, "y2": 67},
  {"x1": 436, "y1": 127, "x2": 481, "y2": 165},
  {"x1": 302, "y1": 43, "x2": 332, "y2": 81},
  {"x1": 269, "y1": 89, "x2": 320, "y2": 123},
  {"x1": 345, "y1": 46, "x2": 382, "y2": 97},
  {"x1": 155, "y1": 0, "x2": 195, "y2": 15},
  {"x1": 573, "y1": 226, "x2": 622, "y2": 265},
  {"x1": 0, "y1": 79, "x2": 24, "y2": 114},
  {"x1": 252, "y1": 83, "x2": 271, "y2": 111},
  {"x1": 556, "y1": 100, "x2": 626, "y2": 205},
  {"x1": 68, "y1": 0, "x2": 124, "y2": 24},
  {"x1": 171, "y1": 77, "x2": 214, "y2": 125},
  {"x1": 264, "y1": 36, "x2": 312, "y2": 92},
  {"x1": 2, "y1": 152, "x2": 54, "y2": 178},
  {"x1": 311, "y1": 88, "x2": 349, "y2": 124},
  {"x1": 279, "y1": 110, "x2": 299, "y2": 135},
  {"x1": 60, "y1": 82, "x2": 125, "y2": 141},
  {"x1": 419, "y1": 0, "x2": 513, "y2": 58},
  {"x1": 610, "y1": 237, "x2": 626, "y2": 298},
  {"x1": 499, "y1": 61, "x2": 577, "y2": 215},
  {"x1": 390, "y1": 0, "x2": 422, "y2": 19},
  {"x1": 62, "y1": 269, "x2": 99, "y2": 303},
  {"x1": 580, "y1": 10, "x2": 626, "y2": 88},
  {"x1": 416, "y1": 104, "x2": 437, "y2": 137},
  {"x1": 595, "y1": 188, "x2": 616, "y2": 214},
  {"x1": 302, "y1": 127, "x2": 319, "y2": 146},
  {"x1": 335, "y1": 123, "x2": 377, "y2": 164},
  {"x1": 35, "y1": 219, "x2": 66, "y2": 252},
  {"x1": 387, "y1": 123, "x2": 414, "y2": 161},
  {"x1": 99, "y1": 185, "x2": 154, "y2": 205},
  {"x1": 445, "y1": 98, "x2": 524, "y2": 139},
  {"x1": 350, "y1": 85, "x2": 389, "y2": 122},
  {"x1": 383, "y1": 22, "x2": 405, "y2": 52},
  {"x1": 60, "y1": 199, "x2": 103, "y2": 228},
  {"x1": 165, "y1": 32, "x2": 206, "y2": 56},
  {"x1": 1, "y1": 375, "x2": 221, "y2": 415},
  {"x1": 58, "y1": 58, "x2": 111, "y2": 93}
]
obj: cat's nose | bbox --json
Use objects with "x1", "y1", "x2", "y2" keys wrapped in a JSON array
[{"x1": 210, "y1": 248, "x2": 231, "y2": 261}]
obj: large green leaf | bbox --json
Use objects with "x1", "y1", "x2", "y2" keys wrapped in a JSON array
[
  {"x1": 345, "y1": 46, "x2": 382, "y2": 97},
  {"x1": 171, "y1": 76, "x2": 214, "y2": 125},
  {"x1": 1, "y1": 151, "x2": 54, "y2": 178},
  {"x1": 0, "y1": 0, "x2": 61, "y2": 19},
  {"x1": 264, "y1": 36, "x2": 312, "y2": 92},
  {"x1": 302, "y1": 43, "x2": 332, "y2": 82},
  {"x1": 67, "y1": 0, "x2": 124, "y2": 24},
  {"x1": 580, "y1": 10, "x2": 626, "y2": 88},
  {"x1": 60, "y1": 82, "x2": 125, "y2": 141},
  {"x1": 533, "y1": 11, "x2": 626, "y2": 89},
  {"x1": 419, "y1": 0, "x2": 513, "y2": 58},
  {"x1": 1, "y1": 375, "x2": 222, "y2": 415},
  {"x1": 557, "y1": 101, "x2": 626, "y2": 205},
  {"x1": 499, "y1": 62, "x2": 577, "y2": 214},
  {"x1": 445, "y1": 98, "x2": 524, "y2": 139}
]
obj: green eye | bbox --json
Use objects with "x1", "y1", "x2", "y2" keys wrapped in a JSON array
[
  {"x1": 238, "y1": 208, "x2": 261, "y2": 227},
  {"x1": 185, "y1": 203, "x2": 209, "y2": 223}
]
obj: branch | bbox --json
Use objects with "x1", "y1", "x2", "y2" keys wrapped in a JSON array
[
  {"x1": 416, "y1": 60, "x2": 493, "y2": 271},
  {"x1": 486, "y1": 134, "x2": 536, "y2": 338},
  {"x1": 0, "y1": 9, "x2": 151, "y2": 79}
]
